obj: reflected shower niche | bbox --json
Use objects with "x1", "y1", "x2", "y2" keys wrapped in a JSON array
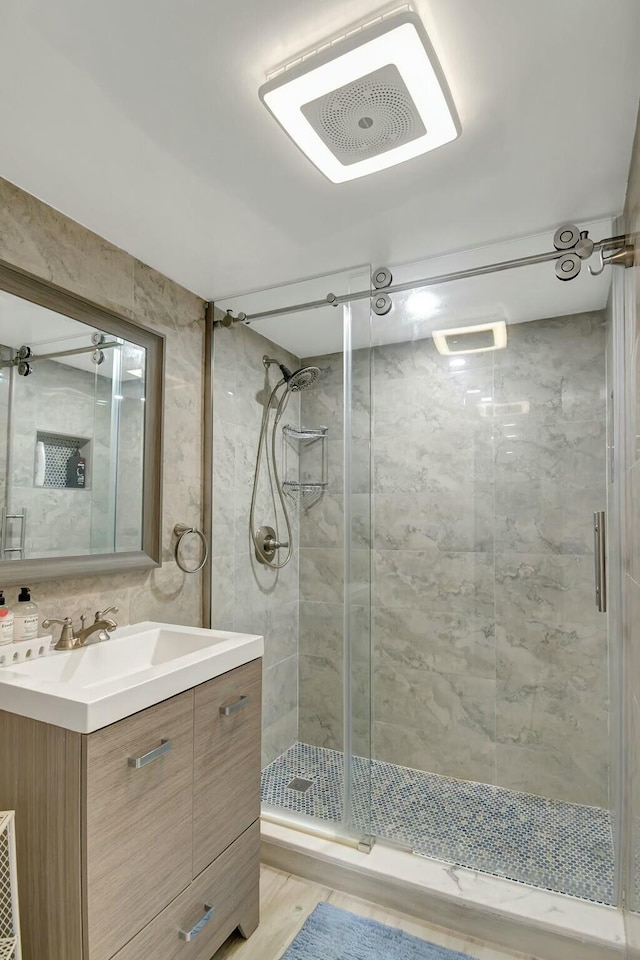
[{"x1": 35, "y1": 431, "x2": 92, "y2": 490}]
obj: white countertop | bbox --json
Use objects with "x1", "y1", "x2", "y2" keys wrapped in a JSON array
[{"x1": 0, "y1": 621, "x2": 263, "y2": 733}]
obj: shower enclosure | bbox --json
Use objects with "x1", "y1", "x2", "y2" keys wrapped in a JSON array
[{"x1": 210, "y1": 224, "x2": 633, "y2": 923}]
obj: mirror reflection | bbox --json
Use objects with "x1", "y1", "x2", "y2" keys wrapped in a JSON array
[{"x1": 0, "y1": 290, "x2": 146, "y2": 559}]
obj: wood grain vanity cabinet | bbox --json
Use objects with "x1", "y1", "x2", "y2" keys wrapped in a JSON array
[{"x1": 0, "y1": 658, "x2": 262, "y2": 960}]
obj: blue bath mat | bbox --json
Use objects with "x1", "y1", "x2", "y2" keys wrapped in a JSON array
[{"x1": 281, "y1": 902, "x2": 473, "y2": 959}]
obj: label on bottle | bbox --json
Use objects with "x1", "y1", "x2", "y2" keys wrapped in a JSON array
[
  {"x1": 0, "y1": 611, "x2": 13, "y2": 645},
  {"x1": 66, "y1": 450, "x2": 86, "y2": 489},
  {"x1": 14, "y1": 613, "x2": 38, "y2": 642}
]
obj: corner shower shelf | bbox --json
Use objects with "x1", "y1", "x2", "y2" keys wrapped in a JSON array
[
  {"x1": 282, "y1": 424, "x2": 328, "y2": 509},
  {"x1": 282, "y1": 425, "x2": 328, "y2": 443}
]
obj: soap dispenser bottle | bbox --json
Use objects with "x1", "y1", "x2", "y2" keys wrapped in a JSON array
[
  {"x1": 13, "y1": 587, "x2": 38, "y2": 642},
  {"x1": 0, "y1": 592, "x2": 14, "y2": 645}
]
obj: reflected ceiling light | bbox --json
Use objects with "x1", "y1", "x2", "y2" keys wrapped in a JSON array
[
  {"x1": 432, "y1": 320, "x2": 507, "y2": 356},
  {"x1": 259, "y1": 11, "x2": 460, "y2": 183},
  {"x1": 406, "y1": 290, "x2": 440, "y2": 318},
  {"x1": 449, "y1": 357, "x2": 466, "y2": 368}
]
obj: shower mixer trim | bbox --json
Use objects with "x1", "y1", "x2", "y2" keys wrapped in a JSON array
[{"x1": 254, "y1": 525, "x2": 290, "y2": 564}]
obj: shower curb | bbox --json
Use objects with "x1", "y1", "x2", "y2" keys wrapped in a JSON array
[{"x1": 261, "y1": 820, "x2": 625, "y2": 960}]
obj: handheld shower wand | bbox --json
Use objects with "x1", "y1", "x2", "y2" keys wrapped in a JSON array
[{"x1": 249, "y1": 356, "x2": 320, "y2": 567}]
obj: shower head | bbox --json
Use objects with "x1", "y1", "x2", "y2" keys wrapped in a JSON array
[
  {"x1": 287, "y1": 365, "x2": 320, "y2": 391},
  {"x1": 262, "y1": 355, "x2": 320, "y2": 391}
]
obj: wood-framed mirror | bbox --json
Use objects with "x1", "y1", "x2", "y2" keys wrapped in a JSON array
[{"x1": 0, "y1": 259, "x2": 164, "y2": 584}]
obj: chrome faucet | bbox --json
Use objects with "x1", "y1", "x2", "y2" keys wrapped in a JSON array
[{"x1": 43, "y1": 606, "x2": 119, "y2": 651}]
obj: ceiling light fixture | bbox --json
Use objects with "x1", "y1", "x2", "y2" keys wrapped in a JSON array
[{"x1": 259, "y1": 10, "x2": 460, "y2": 183}]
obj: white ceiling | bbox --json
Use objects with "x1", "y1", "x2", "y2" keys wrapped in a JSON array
[{"x1": 0, "y1": 1, "x2": 638, "y2": 303}]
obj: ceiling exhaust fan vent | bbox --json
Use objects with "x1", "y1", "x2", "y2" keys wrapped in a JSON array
[
  {"x1": 259, "y1": 10, "x2": 460, "y2": 183},
  {"x1": 301, "y1": 64, "x2": 426, "y2": 165}
]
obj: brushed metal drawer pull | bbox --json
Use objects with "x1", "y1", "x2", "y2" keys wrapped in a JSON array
[
  {"x1": 128, "y1": 738, "x2": 172, "y2": 769},
  {"x1": 179, "y1": 903, "x2": 214, "y2": 942},
  {"x1": 219, "y1": 695, "x2": 250, "y2": 717}
]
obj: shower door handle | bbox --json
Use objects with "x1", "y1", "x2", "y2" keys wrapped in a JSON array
[{"x1": 594, "y1": 511, "x2": 607, "y2": 613}]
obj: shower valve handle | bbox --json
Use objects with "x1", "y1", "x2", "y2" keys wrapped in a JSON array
[{"x1": 264, "y1": 535, "x2": 289, "y2": 551}]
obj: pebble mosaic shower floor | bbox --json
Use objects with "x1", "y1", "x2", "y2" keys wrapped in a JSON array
[{"x1": 261, "y1": 742, "x2": 615, "y2": 905}]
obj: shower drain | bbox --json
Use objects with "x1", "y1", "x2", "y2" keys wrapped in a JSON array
[{"x1": 287, "y1": 777, "x2": 314, "y2": 794}]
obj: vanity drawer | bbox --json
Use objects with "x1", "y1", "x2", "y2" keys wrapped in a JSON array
[
  {"x1": 83, "y1": 690, "x2": 195, "y2": 960},
  {"x1": 112, "y1": 820, "x2": 260, "y2": 960},
  {"x1": 193, "y1": 658, "x2": 262, "y2": 874}
]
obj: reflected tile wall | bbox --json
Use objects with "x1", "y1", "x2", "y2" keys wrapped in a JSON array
[
  {"x1": 299, "y1": 313, "x2": 608, "y2": 807},
  {"x1": 211, "y1": 322, "x2": 301, "y2": 768},
  {"x1": 0, "y1": 177, "x2": 205, "y2": 634},
  {"x1": 115, "y1": 342, "x2": 146, "y2": 552},
  {"x1": 5, "y1": 356, "x2": 115, "y2": 558}
]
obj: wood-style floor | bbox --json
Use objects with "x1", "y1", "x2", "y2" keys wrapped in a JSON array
[{"x1": 215, "y1": 865, "x2": 536, "y2": 960}]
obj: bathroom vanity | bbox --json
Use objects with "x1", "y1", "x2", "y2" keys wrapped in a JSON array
[{"x1": 0, "y1": 622, "x2": 263, "y2": 960}]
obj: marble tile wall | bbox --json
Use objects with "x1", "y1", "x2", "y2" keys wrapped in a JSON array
[
  {"x1": 298, "y1": 312, "x2": 608, "y2": 807},
  {"x1": 298, "y1": 351, "x2": 371, "y2": 758},
  {"x1": 0, "y1": 176, "x2": 206, "y2": 629},
  {"x1": 298, "y1": 353, "x2": 346, "y2": 752},
  {"x1": 622, "y1": 104, "x2": 640, "y2": 956},
  {"x1": 211, "y1": 322, "x2": 301, "y2": 769},
  {"x1": 492, "y1": 314, "x2": 608, "y2": 806}
]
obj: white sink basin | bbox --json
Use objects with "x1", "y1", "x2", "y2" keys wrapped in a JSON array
[{"x1": 0, "y1": 622, "x2": 263, "y2": 732}]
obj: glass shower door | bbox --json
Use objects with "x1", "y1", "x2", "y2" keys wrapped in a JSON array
[
  {"x1": 212, "y1": 266, "x2": 373, "y2": 848},
  {"x1": 343, "y1": 294, "x2": 373, "y2": 846},
  {"x1": 368, "y1": 258, "x2": 615, "y2": 902}
]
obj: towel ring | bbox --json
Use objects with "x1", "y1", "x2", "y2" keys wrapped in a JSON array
[{"x1": 173, "y1": 523, "x2": 209, "y2": 574}]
